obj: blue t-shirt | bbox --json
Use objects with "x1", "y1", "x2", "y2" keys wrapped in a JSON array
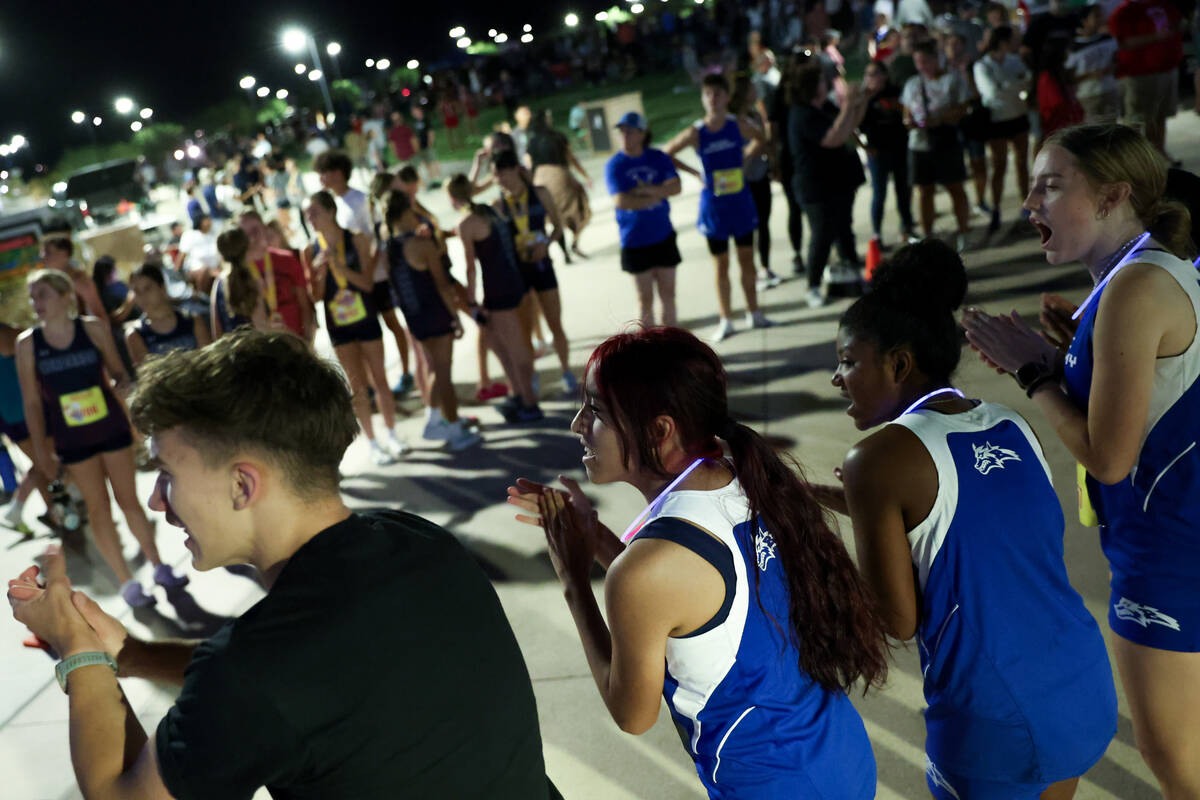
[{"x1": 605, "y1": 148, "x2": 678, "y2": 249}]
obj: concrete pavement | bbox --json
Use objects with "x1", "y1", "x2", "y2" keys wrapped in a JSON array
[{"x1": 3, "y1": 114, "x2": 1198, "y2": 798}]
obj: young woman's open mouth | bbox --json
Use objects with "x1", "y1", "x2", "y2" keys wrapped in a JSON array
[{"x1": 1031, "y1": 218, "x2": 1053, "y2": 248}]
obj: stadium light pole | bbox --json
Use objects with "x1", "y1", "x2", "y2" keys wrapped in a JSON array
[{"x1": 282, "y1": 26, "x2": 335, "y2": 121}]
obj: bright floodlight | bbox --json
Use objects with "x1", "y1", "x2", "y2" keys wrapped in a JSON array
[
  {"x1": 308, "y1": 69, "x2": 323, "y2": 81},
  {"x1": 407, "y1": 59, "x2": 419, "y2": 69},
  {"x1": 139, "y1": 107, "x2": 153, "y2": 119},
  {"x1": 631, "y1": 2, "x2": 645, "y2": 12},
  {"x1": 523, "y1": 23, "x2": 532, "y2": 32},
  {"x1": 365, "y1": 58, "x2": 375, "y2": 68},
  {"x1": 1, "y1": 171, "x2": 8, "y2": 180},
  {"x1": 0, "y1": 145, "x2": 9, "y2": 157},
  {"x1": 295, "y1": 63, "x2": 307, "y2": 75},
  {"x1": 595, "y1": 11, "x2": 608, "y2": 20},
  {"x1": 377, "y1": 58, "x2": 391, "y2": 70},
  {"x1": 449, "y1": 26, "x2": 466, "y2": 38},
  {"x1": 521, "y1": 33, "x2": 534, "y2": 43},
  {"x1": 71, "y1": 110, "x2": 86, "y2": 124},
  {"x1": 282, "y1": 28, "x2": 307, "y2": 53},
  {"x1": 53, "y1": 181, "x2": 67, "y2": 193},
  {"x1": 456, "y1": 37, "x2": 471, "y2": 49},
  {"x1": 239, "y1": 75, "x2": 256, "y2": 90},
  {"x1": 173, "y1": 149, "x2": 184, "y2": 160},
  {"x1": 10, "y1": 135, "x2": 25, "y2": 149},
  {"x1": 423, "y1": 74, "x2": 433, "y2": 85},
  {"x1": 92, "y1": 116, "x2": 103, "y2": 126},
  {"x1": 186, "y1": 144, "x2": 201, "y2": 159},
  {"x1": 565, "y1": 13, "x2": 579, "y2": 26},
  {"x1": 130, "y1": 121, "x2": 142, "y2": 132},
  {"x1": 114, "y1": 96, "x2": 134, "y2": 114},
  {"x1": 326, "y1": 41, "x2": 342, "y2": 56},
  {"x1": 276, "y1": 88, "x2": 289, "y2": 99},
  {"x1": 488, "y1": 28, "x2": 498, "y2": 37},
  {"x1": 495, "y1": 33, "x2": 509, "y2": 43},
  {"x1": 257, "y1": 86, "x2": 270, "y2": 98}
]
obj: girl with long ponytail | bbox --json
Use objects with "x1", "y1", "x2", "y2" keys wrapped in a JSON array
[
  {"x1": 507, "y1": 326, "x2": 887, "y2": 799},
  {"x1": 211, "y1": 226, "x2": 268, "y2": 338}
]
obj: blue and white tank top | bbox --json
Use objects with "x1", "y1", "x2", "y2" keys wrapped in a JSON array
[
  {"x1": 891, "y1": 402, "x2": 1116, "y2": 782},
  {"x1": 1064, "y1": 248, "x2": 1200, "y2": 595},
  {"x1": 694, "y1": 116, "x2": 758, "y2": 239},
  {"x1": 137, "y1": 311, "x2": 198, "y2": 356},
  {"x1": 636, "y1": 477, "x2": 875, "y2": 799}
]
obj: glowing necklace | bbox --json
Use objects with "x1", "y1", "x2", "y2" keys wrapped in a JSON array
[
  {"x1": 1071, "y1": 232, "x2": 1151, "y2": 321},
  {"x1": 901, "y1": 387, "x2": 965, "y2": 417},
  {"x1": 620, "y1": 458, "x2": 706, "y2": 543}
]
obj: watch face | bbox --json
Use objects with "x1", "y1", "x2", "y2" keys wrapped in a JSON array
[{"x1": 1016, "y1": 363, "x2": 1041, "y2": 386}]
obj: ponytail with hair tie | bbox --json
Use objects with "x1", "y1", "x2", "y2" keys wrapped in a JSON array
[{"x1": 1146, "y1": 199, "x2": 1195, "y2": 260}]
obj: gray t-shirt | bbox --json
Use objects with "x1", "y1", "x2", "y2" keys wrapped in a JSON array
[{"x1": 901, "y1": 71, "x2": 969, "y2": 152}]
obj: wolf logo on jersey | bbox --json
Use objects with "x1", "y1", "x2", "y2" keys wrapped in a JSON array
[
  {"x1": 972, "y1": 442, "x2": 1021, "y2": 475},
  {"x1": 755, "y1": 529, "x2": 777, "y2": 572},
  {"x1": 1114, "y1": 597, "x2": 1182, "y2": 631}
]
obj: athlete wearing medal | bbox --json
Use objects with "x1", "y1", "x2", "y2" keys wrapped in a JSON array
[
  {"x1": 826, "y1": 241, "x2": 1115, "y2": 799},
  {"x1": 125, "y1": 264, "x2": 211, "y2": 368},
  {"x1": 964, "y1": 124, "x2": 1200, "y2": 796},
  {"x1": 239, "y1": 211, "x2": 314, "y2": 341},
  {"x1": 507, "y1": 327, "x2": 888, "y2": 799},
  {"x1": 304, "y1": 191, "x2": 409, "y2": 465},
  {"x1": 664, "y1": 73, "x2": 773, "y2": 342}
]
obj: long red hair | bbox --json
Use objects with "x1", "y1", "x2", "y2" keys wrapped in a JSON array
[{"x1": 587, "y1": 327, "x2": 888, "y2": 693}]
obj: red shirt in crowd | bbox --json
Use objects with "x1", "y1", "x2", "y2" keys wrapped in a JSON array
[
  {"x1": 1109, "y1": 0, "x2": 1183, "y2": 77},
  {"x1": 388, "y1": 123, "x2": 415, "y2": 161},
  {"x1": 255, "y1": 247, "x2": 308, "y2": 337},
  {"x1": 1038, "y1": 72, "x2": 1085, "y2": 138},
  {"x1": 440, "y1": 100, "x2": 460, "y2": 129}
]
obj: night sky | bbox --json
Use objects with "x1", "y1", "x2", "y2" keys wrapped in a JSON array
[{"x1": 1, "y1": 0, "x2": 605, "y2": 166}]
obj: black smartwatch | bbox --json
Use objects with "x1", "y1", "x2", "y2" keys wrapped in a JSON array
[{"x1": 1015, "y1": 359, "x2": 1059, "y2": 398}]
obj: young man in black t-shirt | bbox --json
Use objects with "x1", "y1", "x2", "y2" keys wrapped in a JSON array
[{"x1": 7, "y1": 330, "x2": 554, "y2": 800}]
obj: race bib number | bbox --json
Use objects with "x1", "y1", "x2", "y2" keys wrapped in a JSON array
[
  {"x1": 332, "y1": 290, "x2": 368, "y2": 327},
  {"x1": 713, "y1": 167, "x2": 745, "y2": 196},
  {"x1": 59, "y1": 386, "x2": 109, "y2": 428}
]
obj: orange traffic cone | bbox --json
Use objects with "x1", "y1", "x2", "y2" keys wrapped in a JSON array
[{"x1": 864, "y1": 237, "x2": 883, "y2": 283}]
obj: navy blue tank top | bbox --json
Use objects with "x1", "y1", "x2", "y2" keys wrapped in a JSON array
[
  {"x1": 213, "y1": 278, "x2": 251, "y2": 334},
  {"x1": 33, "y1": 319, "x2": 129, "y2": 450},
  {"x1": 138, "y1": 311, "x2": 198, "y2": 356},
  {"x1": 387, "y1": 232, "x2": 453, "y2": 335},
  {"x1": 474, "y1": 206, "x2": 527, "y2": 309},
  {"x1": 317, "y1": 228, "x2": 378, "y2": 336}
]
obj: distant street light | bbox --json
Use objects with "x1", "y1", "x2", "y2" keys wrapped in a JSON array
[
  {"x1": 631, "y1": 3, "x2": 645, "y2": 12},
  {"x1": 449, "y1": 26, "x2": 465, "y2": 38},
  {"x1": 281, "y1": 28, "x2": 307, "y2": 53},
  {"x1": 173, "y1": 149, "x2": 184, "y2": 161},
  {"x1": 308, "y1": 69, "x2": 323, "y2": 81},
  {"x1": 377, "y1": 59, "x2": 391, "y2": 70},
  {"x1": 565, "y1": 13, "x2": 579, "y2": 26},
  {"x1": 281, "y1": 26, "x2": 335, "y2": 118},
  {"x1": 456, "y1": 37, "x2": 471, "y2": 49},
  {"x1": 326, "y1": 41, "x2": 342, "y2": 56},
  {"x1": 521, "y1": 33, "x2": 534, "y2": 43},
  {"x1": 0, "y1": 146, "x2": 9, "y2": 157},
  {"x1": 276, "y1": 88, "x2": 289, "y2": 99},
  {"x1": 139, "y1": 107, "x2": 153, "y2": 119},
  {"x1": 523, "y1": 23, "x2": 532, "y2": 32},
  {"x1": 407, "y1": 59, "x2": 419, "y2": 69},
  {"x1": 257, "y1": 86, "x2": 270, "y2": 98},
  {"x1": 71, "y1": 111, "x2": 86, "y2": 124},
  {"x1": 186, "y1": 144, "x2": 201, "y2": 159},
  {"x1": 10, "y1": 135, "x2": 26, "y2": 149},
  {"x1": 114, "y1": 96, "x2": 134, "y2": 114},
  {"x1": 595, "y1": 11, "x2": 609, "y2": 20},
  {"x1": 488, "y1": 28, "x2": 498, "y2": 37},
  {"x1": 130, "y1": 121, "x2": 142, "y2": 132},
  {"x1": 92, "y1": 116, "x2": 103, "y2": 126},
  {"x1": 239, "y1": 75, "x2": 256, "y2": 90},
  {"x1": 366, "y1": 58, "x2": 375, "y2": 68},
  {"x1": 495, "y1": 33, "x2": 509, "y2": 43},
  {"x1": 294, "y1": 63, "x2": 306, "y2": 75}
]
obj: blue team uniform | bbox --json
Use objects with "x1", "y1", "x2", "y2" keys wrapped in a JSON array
[
  {"x1": 605, "y1": 147, "x2": 679, "y2": 249},
  {"x1": 136, "y1": 311, "x2": 198, "y2": 356},
  {"x1": 892, "y1": 402, "x2": 1116, "y2": 798},
  {"x1": 636, "y1": 476, "x2": 876, "y2": 799},
  {"x1": 694, "y1": 117, "x2": 758, "y2": 241},
  {"x1": 1064, "y1": 248, "x2": 1200, "y2": 652}
]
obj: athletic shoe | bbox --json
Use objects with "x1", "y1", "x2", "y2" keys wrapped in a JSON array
[
  {"x1": 445, "y1": 421, "x2": 483, "y2": 451},
  {"x1": 805, "y1": 287, "x2": 827, "y2": 309},
  {"x1": 973, "y1": 202, "x2": 993, "y2": 217},
  {"x1": 533, "y1": 339, "x2": 549, "y2": 359},
  {"x1": 757, "y1": 271, "x2": 783, "y2": 291},
  {"x1": 513, "y1": 403, "x2": 545, "y2": 422},
  {"x1": 369, "y1": 441, "x2": 397, "y2": 466},
  {"x1": 391, "y1": 373, "x2": 415, "y2": 395},
  {"x1": 829, "y1": 262, "x2": 862, "y2": 284},
  {"x1": 711, "y1": 318, "x2": 735, "y2": 342},
  {"x1": 792, "y1": 255, "x2": 805, "y2": 278},
  {"x1": 153, "y1": 563, "x2": 189, "y2": 589},
  {"x1": 474, "y1": 382, "x2": 509, "y2": 402},
  {"x1": 121, "y1": 580, "x2": 156, "y2": 608},
  {"x1": 561, "y1": 371, "x2": 579, "y2": 396},
  {"x1": 423, "y1": 415, "x2": 454, "y2": 441},
  {"x1": 2, "y1": 499, "x2": 24, "y2": 530},
  {"x1": 386, "y1": 431, "x2": 413, "y2": 456},
  {"x1": 956, "y1": 233, "x2": 970, "y2": 254},
  {"x1": 987, "y1": 209, "x2": 1001, "y2": 235},
  {"x1": 746, "y1": 311, "x2": 775, "y2": 329}
]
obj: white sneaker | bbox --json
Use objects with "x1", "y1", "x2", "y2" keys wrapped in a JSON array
[
  {"x1": 386, "y1": 430, "x2": 413, "y2": 456},
  {"x1": 711, "y1": 318, "x2": 735, "y2": 342},
  {"x1": 370, "y1": 441, "x2": 397, "y2": 466},
  {"x1": 2, "y1": 499, "x2": 23, "y2": 528},
  {"x1": 805, "y1": 288, "x2": 827, "y2": 309},
  {"x1": 422, "y1": 414, "x2": 453, "y2": 441},
  {"x1": 746, "y1": 311, "x2": 775, "y2": 329},
  {"x1": 956, "y1": 233, "x2": 970, "y2": 254},
  {"x1": 445, "y1": 421, "x2": 483, "y2": 451}
]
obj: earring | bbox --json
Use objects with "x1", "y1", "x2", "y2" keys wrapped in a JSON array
[{"x1": 1096, "y1": 207, "x2": 1108, "y2": 220}]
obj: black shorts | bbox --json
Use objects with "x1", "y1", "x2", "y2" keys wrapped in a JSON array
[
  {"x1": 910, "y1": 148, "x2": 967, "y2": 188},
  {"x1": 371, "y1": 279, "x2": 397, "y2": 312},
  {"x1": 519, "y1": 258, "x2": 559, "y2": 293},
  {"x1": 0, "y1": 418, "x2": 29, "y2": 443},
  {"x1": 621, "y1": 233, "x2": 683, "y2": 275},
  {"x1": 58, "y1": 429, "x2": 134, "y2": 466},
  {"x1": 705, "y1": 232, "x2": 755, "y2": 256},
  {"x1": 988, "y1": 114, "x2": 1031, "y2": 141}
]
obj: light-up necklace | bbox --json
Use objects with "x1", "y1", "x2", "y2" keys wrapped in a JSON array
[
  {"x1": 620, "y1": 458, "x2": 706, "y2": 543},
  {"x1": 900, "y1": 387, "x2": 965, "y2": 417},
  {"x1": 1071, "y1": 232, "x2": 1151, "y2": 321}
]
